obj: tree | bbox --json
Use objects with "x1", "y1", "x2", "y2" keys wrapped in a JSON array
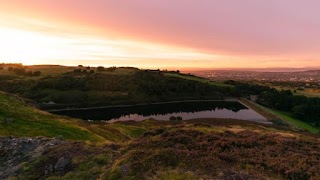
[
  {"x1": 292, "y1": 105, "x2": 306, "y2": 119},
  {"x1": 106, "y1": 66, "x2": 116, "y2": 72},
  {"x1": 97, "y1": 66, "x2": 105, "y2": 72},
  {"x1": 78, "y1": 65, "x2": 83, "y2": 67},
  {"x1": 90, "y1": 70, "x2": 95, "y2": 74},
  {"x1": 8, "y1": 67, "x2": 13, "y2": 71}
]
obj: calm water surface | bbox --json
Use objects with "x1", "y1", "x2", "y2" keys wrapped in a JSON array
[{"x1": 53, "y1": 101, "x2": 268, "y2": 123}]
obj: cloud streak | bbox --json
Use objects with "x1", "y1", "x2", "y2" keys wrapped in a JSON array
[{"x1": 0, "y1": 0, "x2": 320, "y2": 69}]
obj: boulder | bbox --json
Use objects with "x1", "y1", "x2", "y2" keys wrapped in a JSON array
[{"x1": 54, "y1": 157, "x2": 71, "y2": 173}]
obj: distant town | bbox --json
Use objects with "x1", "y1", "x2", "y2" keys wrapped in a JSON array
[
  {"x1": 192, "y1": 70, "x2": 320, "y2": 83},
  {"x1": 190, "y1": 70, "x2": 320, "y2": 97}
]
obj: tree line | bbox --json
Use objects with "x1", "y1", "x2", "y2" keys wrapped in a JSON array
[
  {"x1": 226, "y1": 81, "x2": 320, "y2": 126},
  {"x1": 7, "y1": 67, "x2": 41, "y2": 76},
  {"x1": 35, "y1": 70, "x2": 228, "y2": 97}
]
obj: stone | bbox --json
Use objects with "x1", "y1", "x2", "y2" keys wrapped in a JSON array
[{"x1": 54, "y1": 157, "x2": 71, "y2": 172}]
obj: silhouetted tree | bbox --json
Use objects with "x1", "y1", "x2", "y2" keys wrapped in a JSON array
[{"x1": 97, "y1": 66, "x2": 105, "y2": 72}]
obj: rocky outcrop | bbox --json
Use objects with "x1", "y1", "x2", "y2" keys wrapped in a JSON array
[
  {"x1": 0, "y1": 137, "x2": 64, "y2": 179},
  {"x1": 54, "y1": 157, "x2": 72, "y2": 173}
]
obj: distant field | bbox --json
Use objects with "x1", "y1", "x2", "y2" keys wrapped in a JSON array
[
  {"x1": 26, "y1": 65, "x2": 76, "y2": 76},
  {"x1": 273, "y1": 86, "x2": 320, "y2": 97},
  {"x1": 164, "y1": 72, "x2": 233, "y2": 87},
  {"x1": 294, "y1": 89, "x2": 320, "y2": 97},
  {"x1": 0, "y1": 65, "x2": 138, "y2": 78},
  {"x1": 0, "y1": 65, "x2": 76, "y2": 79}
]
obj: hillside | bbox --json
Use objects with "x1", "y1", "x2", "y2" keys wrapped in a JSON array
[
  {"x1": 1, "y1": 91, "x2": 320, "y2": 179},
  {"x1": 0, "y1": 65, "x2": 231, "y2": 110}
]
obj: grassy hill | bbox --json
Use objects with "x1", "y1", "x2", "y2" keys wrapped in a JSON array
[
  {"x1": 1, "y1": 91, "x2": 320, "y2": 179},
  {"x1": 0, "y1": 65, "x2": 232, "y2": 109},
  {"x1": 163, "y1": 72, "x2": 233, "y2": 87},
  {"x1": 0, "y1": 91, "x2": 98, "y2": 141}
]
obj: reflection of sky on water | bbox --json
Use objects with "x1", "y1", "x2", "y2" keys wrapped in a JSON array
[
  {"x1": 108, "y1": 108, "x2": 268, "y2": 123},
  {"x1": 54, "y1": 101, "x2": 270, "y2": 124}
]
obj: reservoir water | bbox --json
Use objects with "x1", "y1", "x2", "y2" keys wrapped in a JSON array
[{"x1": 52, "y1": 100, "x2": 269, "y2": 124}]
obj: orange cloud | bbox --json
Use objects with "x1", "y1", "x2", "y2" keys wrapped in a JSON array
[{"x1": 0, "y1": 0, "x2": 320, "y2": 69}]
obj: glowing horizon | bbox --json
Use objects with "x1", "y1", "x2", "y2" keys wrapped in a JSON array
[{"x1": 1, "y1": 0, "x2": 320, "y2": 70}]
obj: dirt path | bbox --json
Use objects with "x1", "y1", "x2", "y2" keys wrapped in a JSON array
[{"x1": 238, "y1": 98, "x2": 279, "y2": 121}]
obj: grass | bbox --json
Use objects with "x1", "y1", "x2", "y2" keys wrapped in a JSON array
[
  {"x1": 266, "y1": 108, "x2": 319, "y2": 133},
  {"x1": 0, "y1": 65, "x2": 75, "y2": 79},
  {"x1": 110, "y1": 123, "x2": 148, "y2": 138},
  {"x1": 26, "y1": 65, "x2": 76, "y2": 77},
  {"x1": 148, "y1": 170, "x2": 198, "y2": 180},
  {"x1": 163, "y1": 72, "x2": 233, "y2": 87},
  {"x1": 0, "y1": 91, "x2": 99, "y2": 141},
  {"x1": 253, "y1": 102, "x2": 320, "y2": 133},
  {"x1": 0, "y1": 65, "x2": 138, "y2": 79},
  {"x1": 0, "y1": 90, "x2": 155, "y2": 143},
  {"x1": 2, "y1": 94, "x2": 320, "y2": 179},
  {"x1": 1, "y1": 86, "x2": 318, "y2": 139},
  {"x1": 294, "y1": 89, "x2": 320, "y2": 97},
  {"x1": 12, "y1": 123, "x2": 320, "y2": 179},
  {"x1": 273, "y1": 86, "x2": 320, "y2": 98},
  {"x1": 2, "y1": 65, "x2": 320, "y2": 178}
]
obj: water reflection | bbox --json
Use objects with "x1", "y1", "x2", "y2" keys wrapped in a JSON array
[{"x1": 53, "y1": 101, "x2": 268, "y2": 123}]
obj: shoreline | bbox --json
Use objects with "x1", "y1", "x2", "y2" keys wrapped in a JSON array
[{"x1": 46, "y1": 98, "x2": 237, "y2": 112}]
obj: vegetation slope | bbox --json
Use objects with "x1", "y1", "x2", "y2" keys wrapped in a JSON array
[
  {"x1": 1, "y1": 64, "x2": 320, "y2": 179},
  {"x1": 0, "y1": 65, "x2": 232, "y2": 110},
  {"x1": 1, "y1": 91, "x2": 320, "y2": 179}
]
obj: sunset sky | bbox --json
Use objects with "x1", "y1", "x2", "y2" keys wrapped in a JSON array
[{"x1": 0, "y1": 0, "x2": 320, "y2": 70}]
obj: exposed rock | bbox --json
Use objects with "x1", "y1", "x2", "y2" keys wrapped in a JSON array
[
  {"x1": 44, "y1": 164, "x2": 54, "y2": 176},
  {"x1": 0, "y1": 137, "x2": 64, "y2": 179},
  {"x1": 54, "y1": 157, "x2": 72, "y2": 173}
]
